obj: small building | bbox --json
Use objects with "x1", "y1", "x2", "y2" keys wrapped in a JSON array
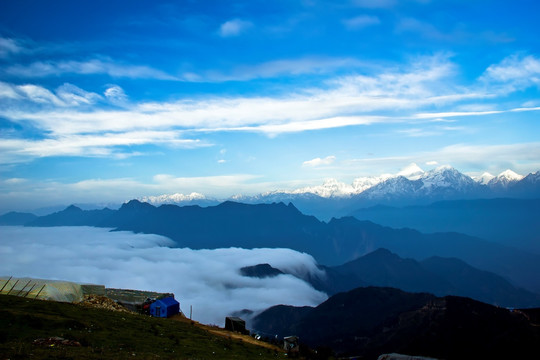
[
  {"x1": 149, "y1": 296, "x2": 180, "y2": 318},
  {"x1": 225, "y1": 316, "x2": 248, "y2": 334}
]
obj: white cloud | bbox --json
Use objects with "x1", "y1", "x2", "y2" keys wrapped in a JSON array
[
  {"x1": 219, "y1": 19, "x2": 253, "y2": 37},
  {"x1": 191, "y1": 56, "x2": 368, "y2": 82},
  {"x1": 0, "y1": 36, "x2": 23, "y2": 57},
  {"x1": 6, "y1": 58, "x2": 177, "y2": 80},
  {"x1": 0, "y1": 81, "x2": 23, "y2": 100},
  {"x1": 0, "y1": 226, "x2": 327, "y2": 325},
  {"x1": 1, "y1": 54, "x2": 536, "y2": 164},
  {"x1": 480, "y1": 54, "x2": 540, "y2": 91},
  {"x1": 0, "y1": 131, "x2": 208, "y2": 163},
  {"x1": 16, "y1": 84, "x2": 66, "y2": 106},
  {"x1": 303, "y1": 155, "x2": 336, "y2": 167},
  {"x1": 426, "y1": 161, "x2": 438, "y2": 166},
  {"x1": 56, "y1": 83, "x2": 102, "y2": 106},
  {"x1": 343, "y1": 15, "x2": 380, "y2": 30},
  {"x1": 104, "y1": 85, "x2": 128, "y2": 105}
]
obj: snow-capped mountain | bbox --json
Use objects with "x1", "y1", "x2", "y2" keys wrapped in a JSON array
[
  {"x1": 136, "y1": 166, "x2": 539, "y2": 219},
  {"x1": 487, "y1": 170, "x2": 524, "y2": 189},
  {"x1": 475, "y1": 172, "x2": 495, "y2": 185},
  {"x1": 138, "y1": 192, "x2": 219, "y2": 207},
  {"x1": 420, "y1": 165, "x2": 479, "y2": 192},
  {"x1": 359, "y1": 165, "x2": 484, "y2": 203}
]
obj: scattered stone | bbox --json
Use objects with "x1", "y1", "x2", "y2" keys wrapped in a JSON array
[
  {"x1": 33, "y1": 336, "x2": 82, "y2": 347},
  {"x1": 78, "y1": 294, "x2": 133, "y2": 313}
]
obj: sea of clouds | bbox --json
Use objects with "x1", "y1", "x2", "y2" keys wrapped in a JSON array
[{"x1": 0, "y1": 226, "x2": 328, "y2": 325}]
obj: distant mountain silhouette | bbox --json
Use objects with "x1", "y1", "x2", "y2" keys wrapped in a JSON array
[
  {"x1": 351, "y1": 198, "x2": 540, "y2": 254},
  {"x1": 252, "y1": 286, "x2": 540, "y2": 359},
  {"x1": 300, "y1": 249, "x2": 540, "y2": 308},
  {"x1": 0, "y1": 211, "x2": 37, "y2": 225},
  {"x1": 28, "y1": 205, "x2": 115, "y2": 227},
  {"x1": 21, "y1": 200, "x2": 540, "y2": 293}
]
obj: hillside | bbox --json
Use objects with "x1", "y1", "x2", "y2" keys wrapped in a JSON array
[
  {"x1": 0, "y1": 294, "x2": 283, "y2": 360},
  {"x1": 252, "y1": 287, "x2": 540, "y2": 359}
]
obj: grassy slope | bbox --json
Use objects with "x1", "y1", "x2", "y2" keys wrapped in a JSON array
[{"x1": 0, "y1": 294, "x2": 283, "y2": 360}]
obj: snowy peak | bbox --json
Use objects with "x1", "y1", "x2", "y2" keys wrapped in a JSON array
[
  {"x1": 139, "y1": 192, "x2": 208, "y2": 205},
  {"x1": 488, "y1": 169, "x2": 524, "y2": 187},
  {"x1": 420, "y1": 165, "x2": 476, "y2": 190},
  {"x1": 475, "y1": 172, "x2": 495, "y2": 185},
  {"x1": 290, "y1": 178, "x2": 356, "y2": 198}
]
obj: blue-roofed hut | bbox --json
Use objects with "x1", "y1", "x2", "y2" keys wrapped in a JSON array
[{"x1": 149, "y1": 296, "x2": 180, "y2": 318}]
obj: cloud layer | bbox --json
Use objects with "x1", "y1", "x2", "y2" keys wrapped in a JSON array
[{"x1": 0, "y1": 226, "x2": 327, "y2": 325}]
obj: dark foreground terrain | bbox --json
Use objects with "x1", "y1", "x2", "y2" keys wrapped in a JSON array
[
  {"x1": 0, "y1": 294, "x2": 282, "y2": 360},
  {"x1": 253, "y1": 287, "x2": 540, "y2": 360}
]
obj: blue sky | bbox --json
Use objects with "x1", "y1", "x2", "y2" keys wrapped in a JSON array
[{"x1": 1, "y1": 0, "x2": 540, "y2": 211}]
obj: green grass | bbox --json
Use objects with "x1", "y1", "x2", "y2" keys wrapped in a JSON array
[{"x1": 0, "y1": 294, "x2": 283, "y2": 359}]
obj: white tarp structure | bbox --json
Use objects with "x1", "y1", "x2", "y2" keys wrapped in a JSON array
[{"x1": 0, "y1": 276, "x2": 84, "y2": 302}]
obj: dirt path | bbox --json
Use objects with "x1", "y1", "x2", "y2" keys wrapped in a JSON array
[{"x1": 169, "y1": 313, "x2": 283, "y2": 352}]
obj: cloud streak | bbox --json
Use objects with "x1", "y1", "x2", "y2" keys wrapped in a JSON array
[
  {"x1": 0, "y1": 53, "x2": 537, "y2": 165},
  {"x1": 5, "y1": 58, "x2": 177, "y2": 80},
  {"x1": 0, "y1": 226, "x2": 327, "y2": 325},
  {"x1": 303, "y1": 155, "x2": 336, "y2": 167}
]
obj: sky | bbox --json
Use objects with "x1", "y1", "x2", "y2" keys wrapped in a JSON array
[
  {"x1": 0, "y1": 226, "x2": 327, "y2": 325},
  {"x1": 1, "y1": 0, "x2": 540, "y2": 211}
]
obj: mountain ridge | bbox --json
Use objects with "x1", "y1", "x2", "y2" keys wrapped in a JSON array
[
  {"x1": 251, "y1": 286, "x2": 540, "y2": 359},
  {"x1": 11, "y1": 200, "x2": 540, "y2": 294}
]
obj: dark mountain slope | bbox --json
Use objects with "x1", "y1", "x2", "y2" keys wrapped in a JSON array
[
  {"x1": 351, "y1": 198, "x2": 540, "y2": 253},
  {"x1": 23, "y1": 200, "x2": 540, "y2": 293},
  {"x1": 329, "y1": 248, "x2": 450, "y2": 294},
  {"x1": 309, "y1": 249, "x2": 540, "y2": 308},
  {"x1": 252, "y1": 287, "x2": 540, "y2": 359}
]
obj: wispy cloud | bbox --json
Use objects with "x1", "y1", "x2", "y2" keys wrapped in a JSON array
[
  {"x1": 480, "y1": 54, "x2": 540, "y2": 92},
  {"x1": 186, "y1": 56, "x2": 368, "y2": 82},
  {"x1": 219, "y1": 19, "x2": 253, "y2": 37},
  {"x1": 0, "y1": 36, "x2": 24, "y2": 58},
  {"x1": 343, "y1": 15, "x2": 380, "y2": 30},
  {"x1": 415, "y1": 106, "x2": 540, "y2": 120},
  {"x1": 0, "y1": 131, "x2": 208, "y2": 163},
  {"x1": 5, "y1": 58, "x2": 177, "y2": 80},
  {"x1": 0, "y1": 54, "x2": 536, "y2": 164},
  {"x1": 302, "y1": 155, "x2": 336, "y2": 167}
]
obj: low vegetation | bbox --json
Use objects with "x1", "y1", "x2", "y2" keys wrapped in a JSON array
[{"x1": 0, "y1": 294, "x2": 283, "y2": 359}]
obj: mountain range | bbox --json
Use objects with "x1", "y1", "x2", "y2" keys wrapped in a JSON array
[
  {"x1": 251, "y1": 286, "x2": 540, "y2": 359},
  {"x1": 241, "y1": 248, "x2": 540, "y2": 308},
  {"x1": 351, "y1": 198, "x2": 540, "y2": 254},
  {"x1": 137, "y1": 165, "x2": 540, "y2": 220},
  {"x1": 3, "y1": 199, "x2": 540, "y2": 295}
]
